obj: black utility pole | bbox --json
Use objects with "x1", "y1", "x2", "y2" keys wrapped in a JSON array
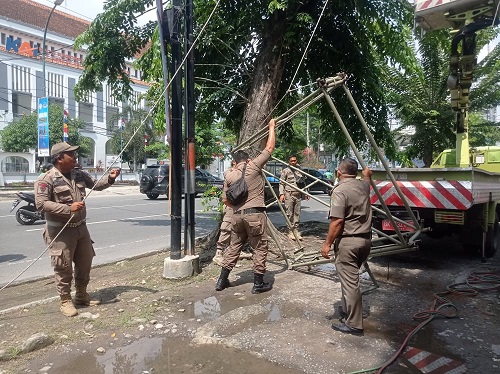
[
  {"x1": 184, "y1": 0, "x2": 196, "y2": 255},
  {"x1": 170, "y1": 0, "x2": 183, "y2": 260},
  {"x1": 157, "y1": 0, "x2": 183, "y2": 260}
]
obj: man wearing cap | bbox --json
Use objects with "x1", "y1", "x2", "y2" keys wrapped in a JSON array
[{"x1": 34, "y1": 142, "x2": 121, "y2": 317}]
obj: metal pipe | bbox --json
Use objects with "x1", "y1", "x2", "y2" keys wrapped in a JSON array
[{"x1": 320, "y1": 84, "x2": 407, "y2": 244}]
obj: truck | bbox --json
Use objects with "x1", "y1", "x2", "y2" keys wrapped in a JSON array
[{"x1": 370, "y1": 0, "x2": 500, "y2": 258}]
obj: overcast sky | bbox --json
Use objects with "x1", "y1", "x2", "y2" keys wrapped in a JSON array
[
  {"x1": 31, "y1": 0, "x2": 103, "y2": 21},
  {"x1": 31, "y1": 0, "x2": 157, "y2": 24}
]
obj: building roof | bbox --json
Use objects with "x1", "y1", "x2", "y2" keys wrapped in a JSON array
[{"x1": 0, "y1": 0, "x2": 90, "y2": 39}]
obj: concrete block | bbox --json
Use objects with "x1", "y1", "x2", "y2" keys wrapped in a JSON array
[{"x1": 163, "y1": 255, "x2": 201, "y2": 279}]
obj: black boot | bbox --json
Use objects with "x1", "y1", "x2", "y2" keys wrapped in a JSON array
[
  {"x1": 215, "y1": 268, "x2": 232, "y2": 291},
  {"x1": 251, "y1": 273, "x2": 272, "y2": 294}
]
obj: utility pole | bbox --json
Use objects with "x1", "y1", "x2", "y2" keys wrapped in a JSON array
[
  {"x1": 169, "y1": 0, "x2": 183, "y2": 260},
  {"x1": 184, "y1": 0, "x2": 196, "y2": 255}
]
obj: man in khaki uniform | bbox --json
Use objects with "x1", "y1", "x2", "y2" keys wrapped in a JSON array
[
  {"x1": 321, "y1": 157, "x2": 372, "y2": 335},
  {"x1": 215, "y1": 118, "x2": 276, "y2": 294},
  {"x1": 279, "y1": 155, "x2": 307, "y2": 240},
  {"x1": 34, "y1": 142, "x2": 120, "y2": 317},
  {"x1": 213, "y1": 204, "x2": 234, "y2": 266}
]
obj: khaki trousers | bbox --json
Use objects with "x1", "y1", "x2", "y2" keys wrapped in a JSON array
[
  {"x1": 44, "y1": 223, "x2": 95, "y2": 296},
  {"x1": 216, "y1": 221, "x2": 232, "y2": 251},
  {"x1": 284, "y1": 191, "x2": 302, "y2": 230},
  {"x1": 335, "y1": 237, "x2": 371, "y2": 330},
  {"x1": 222, "y1": 212, "x2": 268, "y2": 274}
]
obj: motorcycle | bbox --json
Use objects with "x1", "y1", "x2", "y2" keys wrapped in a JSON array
[{"x1": 10, "y1": 192, "x2": 45, "y2": 225}]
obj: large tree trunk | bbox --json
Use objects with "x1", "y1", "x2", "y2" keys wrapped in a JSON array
[{"x1": 238, "y1": 12, "x2": 287, "y2": 148}]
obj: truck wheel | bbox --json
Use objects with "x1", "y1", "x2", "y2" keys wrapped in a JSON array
[
  {"x1": 146, "y1": 193, "x2": 159, "y2": 200},
  {"x1": 484, "y1": 214, "x2": 500, "y2": 258}
]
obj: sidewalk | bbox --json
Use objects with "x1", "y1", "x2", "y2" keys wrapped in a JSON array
[{"x1": 1, "y1": 227, "x2": 498, "y2": 373}]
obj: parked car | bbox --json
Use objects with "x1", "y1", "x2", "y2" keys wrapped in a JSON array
[
  {"x1": 140, "y1": 164, "x2": 223, "y2": 199},
  {"x1": 301, "y1": 167, "x2": 334, "y2": 194}
]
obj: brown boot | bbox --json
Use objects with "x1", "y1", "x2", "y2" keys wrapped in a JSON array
[
  {"x1": 75, "y1": 286, "x2": 101, "y2": 306},
  {"x1": 60, "y1": 295, "x2": 78, "y2": 317}
]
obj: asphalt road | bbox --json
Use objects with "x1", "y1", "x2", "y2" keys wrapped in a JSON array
[{"x1": 0, "y1": 188, "x2": 332, "y2": 287}]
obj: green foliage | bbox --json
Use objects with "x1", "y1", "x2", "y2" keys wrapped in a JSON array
[
  {"x1": 76, "y1": 0, "x2": 416, "y2": 162},
  {"x1": 107, "y1": 108, "x2": 156, "y2": 169},
  {"x1": 384, "y1": 27, "x2": 500, "y2": 166},
  {"x1": 0, "y1": 105, "x2": 90, "y2": 157},
  {"x1": 145, "y1": 142, "x2": 170, "y2": 161},
  {"x1": 194, "y1": 0, "x2": 415, "y2": 156},
  {"x1": 74, "y1": 0, "x2": 157, "y2": 102},
  {"x1": 200, "y1": 185, "x2": 224, "y2": 220}
]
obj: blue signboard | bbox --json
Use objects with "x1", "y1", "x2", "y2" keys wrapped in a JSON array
[{"x1": 37, "y1": 97, "x2": 50, "y2": 157}]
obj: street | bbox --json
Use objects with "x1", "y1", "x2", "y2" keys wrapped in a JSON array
[{"x1": 0, "y1": 188, "x2": 332, "y2": 287}]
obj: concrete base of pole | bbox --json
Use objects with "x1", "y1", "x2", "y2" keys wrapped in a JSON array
[{"x1": 163, "y1": 255, "x2": 200, "y2": 279}]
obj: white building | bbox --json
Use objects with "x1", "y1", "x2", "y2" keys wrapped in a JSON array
[{"x1": 0, "y1": 0, "x2": 149, "y2": 173}]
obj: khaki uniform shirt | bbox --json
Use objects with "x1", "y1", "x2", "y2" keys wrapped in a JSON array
[
  {"x1": 328, "y1": 178, "x2": 372, "y2": 235},
  {"x1": 279, "y1": 166, "x2": 305, "y2": 195},
  {"x1": 222, "y1": 149, "x2": 271, "y2": 212},
  {"x1": 35, "y1": 167, "x2": 113, "y2": 224}
]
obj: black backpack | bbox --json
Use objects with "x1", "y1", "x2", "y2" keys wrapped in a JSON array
[{"x1": 226, "y1": 163, "x2": 248, "y2": 205}]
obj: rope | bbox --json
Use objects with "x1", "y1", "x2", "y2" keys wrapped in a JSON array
[{"x1": 1, "y1": 0, "x2": 223, "y2": 292}]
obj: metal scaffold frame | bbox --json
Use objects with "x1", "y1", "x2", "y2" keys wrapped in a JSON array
[{"x1": 236, "y1": 73, "x2": 425, "y2": 285}]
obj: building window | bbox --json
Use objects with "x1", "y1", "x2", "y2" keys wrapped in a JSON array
[
  {"x1": 12, "y1": 92, "x2": 32, "y2": 120},
  {"x1": 106, "y1": 106, "x2": 119, "y2": 135},
  {"x1": 1, "y1": 156, "x2": 29, "y2": 173},
  {"x1": 105, "y1": 85, "x2": 117, "y2": 107},
  {"x1": 131, "y1": 91, "x2": 142, "y2": 111},
  {"x1": 79, "y1": 102, "x2": 93, "y2": 124},
  {"x1": 11, "y1": 65, "x2": 31, "y2": 92},
  {"x1": 47, "y1": 73, "x2": 64, "y2": 98},
  {"x1": 49, "y1": 97, "x2": 65, "y2": 109}
]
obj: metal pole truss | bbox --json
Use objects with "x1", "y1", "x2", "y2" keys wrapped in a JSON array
[{"x1": 239, "y1": 73, "x2": 423, "y2": 281}]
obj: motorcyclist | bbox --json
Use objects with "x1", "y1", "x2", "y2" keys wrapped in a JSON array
[{"x1": 39, "y1": 163, "x2": 53, "y2": 176}]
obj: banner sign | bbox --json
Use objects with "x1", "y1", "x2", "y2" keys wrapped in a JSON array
[
  {"x1": 37, "y1": 97, "x2": 50, "y2": 157},
  {"x1": 63, "y1": 109, "x2": 69, "y2": 142}
]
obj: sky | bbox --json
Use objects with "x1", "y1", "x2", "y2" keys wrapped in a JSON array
[
  {"x1": 31, "y1": 0, "x2": 104, "y2": 21},
  {"x1": 31, "y1": 0, "x2": 157, "y2": 24}
]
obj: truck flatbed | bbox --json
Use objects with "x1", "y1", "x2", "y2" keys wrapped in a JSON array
[{"x1": 370, "y1": 167, "x2": 500, "y2": 209}]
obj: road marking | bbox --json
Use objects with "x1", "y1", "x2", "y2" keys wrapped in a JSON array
[{"x1": 401, "y1": 346, "x2": 467, "y2": 373}]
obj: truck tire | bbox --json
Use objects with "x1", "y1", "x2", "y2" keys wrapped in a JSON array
[
  {"x1": 460, "y1": 214, "x2": 499, "y2": 258},
  {"x1": 484, "y1": 214, "x2": 500, "y2": 258},
  {"x1": 146, "y1": 192, "x2": 160, "y2": 200}
]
